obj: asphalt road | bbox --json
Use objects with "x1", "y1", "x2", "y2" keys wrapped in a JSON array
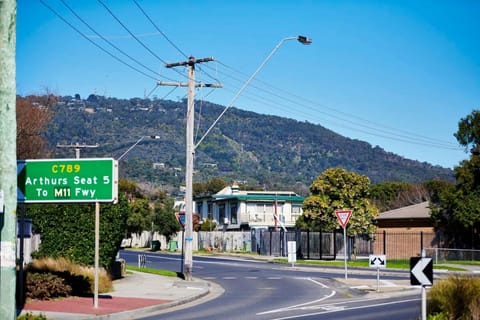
[{"x1": 119, "y1": 251, "x2": 421, "y2": 320}]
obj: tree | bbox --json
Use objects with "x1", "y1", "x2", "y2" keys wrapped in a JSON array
[
  {"x1": 126, "y1": 198, "x2": 152, "y2": 237},
  {"x1": 193, "y1": 178, "x2": 228, "y2": 197},
  {"x1": 16, "y1": 95, "x2": 54, "y2": 159},
  {"x1": 298, "y1": 168, "x2": 378, "y2": 236},
  {"x1": 206, "y1": 178, "x2": 228, "y2": 194},
  {"x1": 369, "y1": 181, "x2": 429, "y2": 212},
  {"x1": 454, "y1": 110, "x2": 480, "y2": 154},
  {"x1": 152, "y1": 191, "x2": 180, "y2": 242},
  {"x1": 430, "y1": 110, "x2": 480, "y2": 248}
]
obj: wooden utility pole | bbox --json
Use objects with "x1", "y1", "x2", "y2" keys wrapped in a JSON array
[
  {"x1": 0, "y1": 0, "x2": 17, "y2": 318},
  {"x1": 161, "y1": 56, "x2": 221, "y2": 281},
  {"x1": 56, "y1": 142, "x2": 99, "y2": 159}
]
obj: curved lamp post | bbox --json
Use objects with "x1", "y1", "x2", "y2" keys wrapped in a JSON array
[
  {"x1": 195, "y1": 35, "x2": 311, "y2": 148},
  {"x1": 117, "y1": 135, "x2": 160, "y2": 161},
  {"x1": 183, "y1": 35, "x2": 311, "y2": 280}
]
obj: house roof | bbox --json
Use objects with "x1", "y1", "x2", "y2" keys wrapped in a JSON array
[
  {"x1": 213, "y1": 194, "x2": 304, "y2": 202},
  {"x1": 211, "y1": 183, "x2": 304, "y2": 203},
  {"x1": 377, "y1": 201, "x2": 430, "y2": 220}
]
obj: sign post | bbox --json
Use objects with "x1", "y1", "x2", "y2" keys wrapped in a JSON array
[
  {"x1": 369, "y1": 254, "x2": 386, "y2": 291},
  {"x1": 175, "y1": 212, "x2": 186, "y2": 274},
  {"x1": 17, "y1": 158, "x2": 118, "y2": 309},
  {"x1": 410, "y1": 252, "x2": 433, "y2": 320},
  {"x1": 335, "y1": 210, "x2": 352, "y2": 279}
]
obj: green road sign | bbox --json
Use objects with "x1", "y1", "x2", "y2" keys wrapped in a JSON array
[{"x1": 17, "y1": 158, "x2": 118, "y2": 203}]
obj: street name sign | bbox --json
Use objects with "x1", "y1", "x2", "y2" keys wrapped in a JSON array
[
  {"x1": 335, "y1": 210, "x2": 352, "y2": 228},
  {"x1": 410, "y1": 257, "x2": 433, "y2": 286},
  {"x1": 17, "y1": 158, "x2": 118, "y2": 203},
  {"x1": 369, "y1": 254, "x2": 387, "y2": 269}
]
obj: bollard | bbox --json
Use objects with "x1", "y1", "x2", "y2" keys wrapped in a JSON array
[{"x1": 138, "y1": 254, "x2": 147, "y2": 268}]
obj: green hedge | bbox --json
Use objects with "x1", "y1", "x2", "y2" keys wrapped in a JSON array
[{"x1": 25, "y1": 194, "x2": 129, "y2": 269}]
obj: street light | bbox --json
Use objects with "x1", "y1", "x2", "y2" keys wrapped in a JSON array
[
  {"x1": 117, "y1": 135, "x2": 160, "y2": 161},
  {"x1": 195, "y1": 35, "x2": 312, "y2": 148},
  {"x1": 183, "y1": 35, "x2": 311, "y2": 280}
]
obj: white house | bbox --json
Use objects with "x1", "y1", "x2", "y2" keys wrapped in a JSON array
[{"x1": 194, "y1": 182, "x2": 304, "y2": 230}]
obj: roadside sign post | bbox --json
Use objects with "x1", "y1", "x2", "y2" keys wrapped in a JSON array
[
  {"x1": 335, "y1": 210, "x2": 352, "y2": 280},
  {"x1": 369, "y1": 254, "x2": 386, "y2": 291},
  {"x1": 175, "y1": 212, "x2": 186, "y2": 274},
  {"x1": 410, "y1": 250, "x2": 433, "y2": 320},
  {"x1": 17, "y1": 158, "x2": 118, "y2": 309}
]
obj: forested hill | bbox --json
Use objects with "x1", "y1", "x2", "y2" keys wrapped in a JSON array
[{"x1": 45, "y1": 94, "x2": 453, "y2": 195}]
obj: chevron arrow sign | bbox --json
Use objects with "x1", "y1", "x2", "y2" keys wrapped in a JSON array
[{"x1": 410, "y1": 257, "x2": 433, "y2": 286}]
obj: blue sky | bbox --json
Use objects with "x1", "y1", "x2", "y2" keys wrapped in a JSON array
[{"x1": 17, "y1": 1, "x2": 480, "y2": 169}]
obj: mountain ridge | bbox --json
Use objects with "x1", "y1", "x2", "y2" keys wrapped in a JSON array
[{"x1": 45, "y1": 94, "x2": 453, "y2": 196}]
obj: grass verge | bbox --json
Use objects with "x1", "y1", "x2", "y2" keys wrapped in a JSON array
[{"x1": 126, "y1": 265, "x2": 178, "y2": 277}]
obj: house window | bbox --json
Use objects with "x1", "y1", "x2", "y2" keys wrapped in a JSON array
[
  {"x1": 292, "y1": 204, "x2": 302, "y2": 213},
  {"x1": 219, "y1": 204, "x2": 226, "y2": 224},
  {"x1": 207, "y1": 202, "x2": 213, "y2": 220},
  {"x1": 230, "y1": 203, "x2": 238, "y2": 224},
  {"x1": 260, "y1": 203, "x2": 274, "y2": 213},
  {"x1": 196, "y1": 202, "x2": 203, "y2": 216},
  {"x1": 292, "y1": 204, "x2": 302, "y2": 222}
]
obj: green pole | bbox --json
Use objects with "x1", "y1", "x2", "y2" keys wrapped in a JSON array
[{"x1": 0, "y1": 0, "x2": 17, "y2": 319}]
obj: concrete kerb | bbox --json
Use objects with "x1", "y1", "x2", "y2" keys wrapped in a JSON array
[
  {"x1": 90, "y1": 279, "x2": 213, "y2": 320},
  {"x1": 18, "y1": 272, "x2": 214, "y2": 320}
]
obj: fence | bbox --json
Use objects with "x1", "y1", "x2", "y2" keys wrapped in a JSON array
[
  {"x1": 119, "y1": 229, "x2": 441, "y2": 260},
  {"x1": 250, "y1": 230, "x2": 442, "y2": 260},
  {"x1": 23, "y1": 228, "x2": 471, "y2": 263},
  {"x1": 424, "y1": 247, "x2": 480, "y2": 263}
]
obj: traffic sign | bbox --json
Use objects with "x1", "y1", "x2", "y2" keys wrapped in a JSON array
[
  {"x1": 17, "y1": 158, "x2": 118, "y2": 203},
  {"x1": 335, "y1": 210, "x2": 352, "y2": 228},
  {"x1": 175, "y1": 212, "x2": 186, "y2": 228},
  {"x1": 410, "y1": 257, "x2": 433, "y2": 286},
  {"x1": 369, "y1": 254, "x2": 387, "y2": 269}
]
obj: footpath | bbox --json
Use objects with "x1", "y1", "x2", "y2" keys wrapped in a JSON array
[{"x1": 18, "y1": 255, "x2": 480, "y2": 320}]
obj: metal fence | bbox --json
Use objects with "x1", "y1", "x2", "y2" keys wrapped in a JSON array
[
  {"x1": 121, "y1": 229, "x2": 478, "y2": 261},
  {"x1": 252, "y1": 229, "x2": 441, "y2": 260},
  {"x1": 424, "y1": 247, "x2": 480, "y2": 263}
]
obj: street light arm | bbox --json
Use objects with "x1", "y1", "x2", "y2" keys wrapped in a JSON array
[
  {"x1": 194, "y1": 35, "x2": 311, "y2": 149},
  {"x1": 117, "y1": 136, "x2": 146, "y2": 161}
]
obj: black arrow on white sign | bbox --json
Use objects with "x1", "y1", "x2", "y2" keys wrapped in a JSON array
[
  {"x1": 410, "y1": 257, "x2": 433, "y2": 286},
  {"x1": 371, "y1": 257, "x2": 385, "y2": 265}
]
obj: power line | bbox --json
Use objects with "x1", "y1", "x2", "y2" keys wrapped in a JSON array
[
  {"x1": 40, "y1": 0, "x2": 160, "y2": 82},
  {"x1": 210, "y1": 60, "x2": 461, "y2": 150},
  {"x1": 132, "y1": 0, "x2": 188, "y2": 59},
  {"x1": 132, "y1": 0, "x2": 222, "y2": 85},
  {"x1": 97, "y1": 0, "x2": 187, "y2": 80},
  {"x1": 59, "y1": 0, "x2": 177, "y2": 82}
]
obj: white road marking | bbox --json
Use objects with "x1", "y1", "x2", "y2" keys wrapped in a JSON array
[
  {"x1": 257, "y1": 278, "x2": 336, "y2": 315},
  {"x1": 268, "y1": 298, "x2": 420, "y2": 320}
]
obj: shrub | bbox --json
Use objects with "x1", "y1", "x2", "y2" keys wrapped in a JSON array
[
  {"x1": 428, "y1": 275, "x2": 480, "y2": 320},
  {"x1": 26, "y1": 273, "x2": 72, "y2": 300},
  {"x1": 26, "y1": 257, "x2": 113, "y2": 297},
  {"x1": 17, "y1": 312, "x2": 48, "y2": 320}
]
